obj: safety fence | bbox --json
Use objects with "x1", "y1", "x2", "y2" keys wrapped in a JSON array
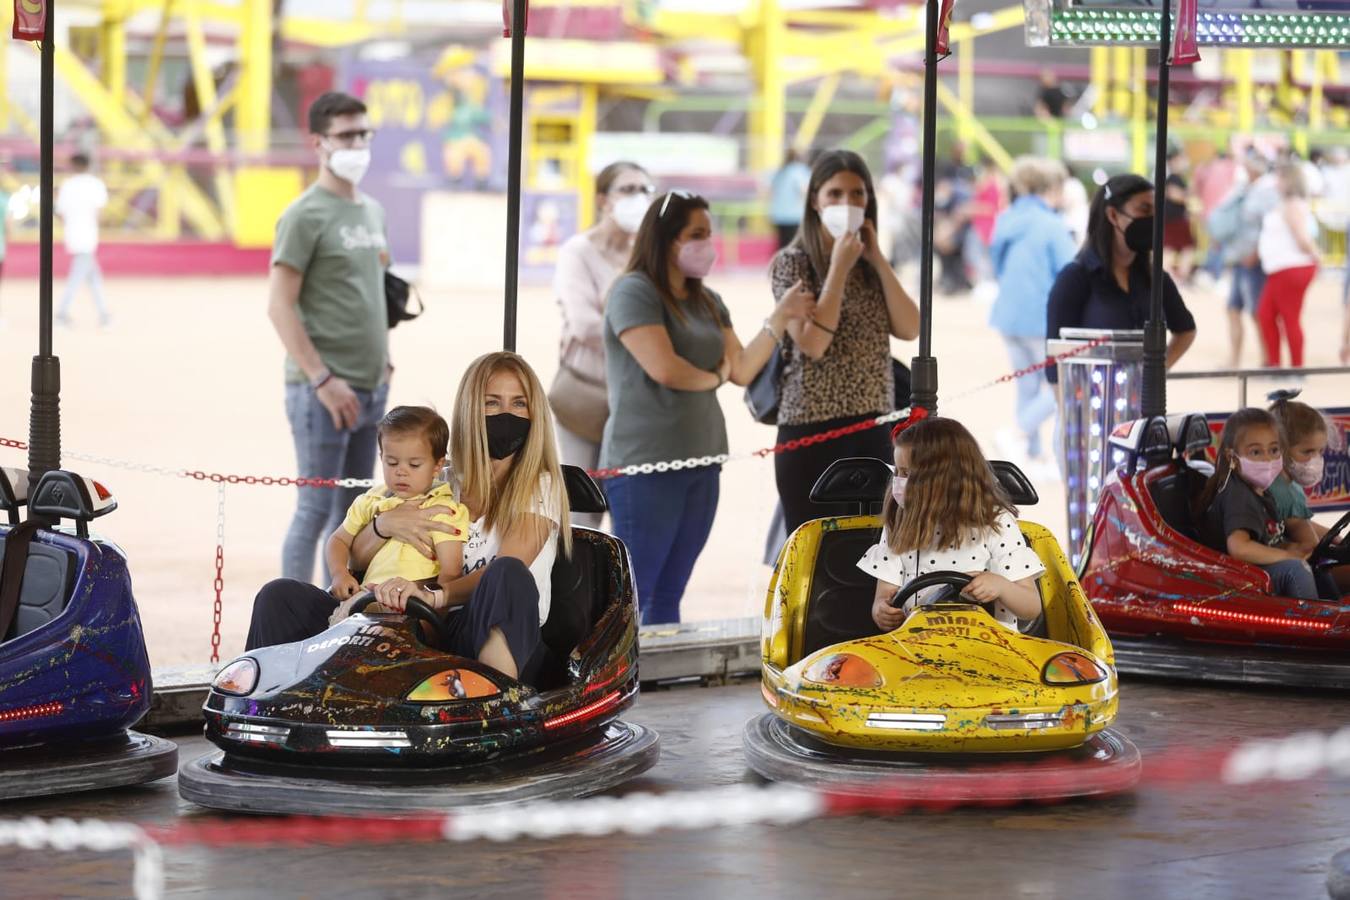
[
  {"x1": 2, "y1": 720, "x2": 1348, "y2": 900},
  {"x1": 0, "y1": 337, "x2": 1107, "y2": 662}
]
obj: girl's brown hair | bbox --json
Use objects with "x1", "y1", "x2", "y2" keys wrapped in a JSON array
[
  {"x1": 883, "y1": 417, "x2": 1016, "y2": 554},
  {"x1": 1194, "y1": 408, "x2": 1280, "y2": 516},
  {"x1": 786, "y1": 149, "x2": 882, "y2": 291},
  {"x1": 623, "y1": 190, "x2": 719, "y2": 324}
]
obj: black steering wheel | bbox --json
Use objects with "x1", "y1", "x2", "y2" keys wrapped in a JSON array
[
  {"x1": 351, "y1": 592, "x2": 444, "y2": 646},
  {"x1": 889, "y1": 571, "x2": 995, "y2": 616},
  {"x1": 1311, "y1": 510, "x2": 1350, "y2": 569}
]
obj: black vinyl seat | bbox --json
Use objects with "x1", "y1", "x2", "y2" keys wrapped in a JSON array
[
  {"x1": 800, "y1": 526, "x2": 885, "y2": 658},
  {"x1": 0, "y1": 531, "x2": 76, "y2": 643},
  {"x1": 1148, "y1": 464, "x2": 1209, "y2": 543},
  {"x1": 526, "y1": 528, "x2": 623, "y2": 691}
]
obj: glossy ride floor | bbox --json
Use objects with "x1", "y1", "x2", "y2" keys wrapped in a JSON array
[{"x1": 2, "y1": 678, "x2": 1348, "y2": 899}]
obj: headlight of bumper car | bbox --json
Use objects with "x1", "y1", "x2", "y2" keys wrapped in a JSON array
[
  {"x1": 213, "y1": 658, "x2": 259, "y2": 696},
  {"x1": 1042, "y1": 652, "x2": 1109, "y2": 686},
  {"x1": 802, "y1": 653, "x2": 883, "y2": 688},
  {"x1": 407, "y1": 668, "x2": 501, "y2": 702}
]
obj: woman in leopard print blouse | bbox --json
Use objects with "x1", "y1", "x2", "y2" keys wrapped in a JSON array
[{"x1": 768, "y1": 150, "x2": 920, "y2": 534}]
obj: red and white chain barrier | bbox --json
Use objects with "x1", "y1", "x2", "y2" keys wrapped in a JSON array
[{"x1": 2, "y1": 717, "x2": 1346, "y2": 900}]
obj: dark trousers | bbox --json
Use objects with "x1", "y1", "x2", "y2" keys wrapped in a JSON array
[
  {"x1": 245, "y1": 559, "x2": 542, "y2": 675},
  {"x1": 775, "y1": 412, "x2": 891, "y2": 537},
  {"x1": 605, "y1": 466, "x2": 720, "y2": 625}
]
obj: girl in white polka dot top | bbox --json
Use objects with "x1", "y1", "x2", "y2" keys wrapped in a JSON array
[{"x1": 859, "y1": 414, "x2": 1046, "y2": 632}]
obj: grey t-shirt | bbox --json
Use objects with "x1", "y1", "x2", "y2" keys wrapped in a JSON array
[
  {"x1": 600, "y1": 272, "x2": 732, "y2": 469},
  {"x1": 272, "y1": 184, "x2": 389, "y2": 391}
]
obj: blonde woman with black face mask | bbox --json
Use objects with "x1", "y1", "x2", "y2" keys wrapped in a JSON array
[{"x1": 247, "y1": 352, "x2": 570, "y2": 683}]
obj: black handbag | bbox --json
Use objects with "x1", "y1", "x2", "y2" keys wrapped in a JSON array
[
  {"x1": 744, "y1": 342, "x2": 786, "y2": 425},
  {"x1": 892, "y1": 357, "x2": 912, "y2": 409},
  {"x1": 384, "y1": 270, "x2": 424, "y2": 329}
]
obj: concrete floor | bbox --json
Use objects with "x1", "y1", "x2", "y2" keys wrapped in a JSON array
[{"x1": 2, "y1": 678, "x2": 1349, "y2": 899}]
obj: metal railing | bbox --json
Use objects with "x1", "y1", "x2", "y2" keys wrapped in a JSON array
[{"x1": 1169, "y1": 366, "x2": 1350, "y2": 409}]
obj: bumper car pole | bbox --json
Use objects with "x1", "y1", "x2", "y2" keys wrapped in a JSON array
[
  {"x1": 502, "y1": 0, "x2": 528, "y2": 353},
  {"x1": 909, "y1": 0, "x2": 941, "y2": 416},
  {"x1": 1140, "y1": 1, "x2": 1172, "y2": 421},
  {"x1": 28, "y1": 0, "x2": 61, "y2": 511}
]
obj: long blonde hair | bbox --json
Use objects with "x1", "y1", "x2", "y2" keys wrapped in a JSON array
[{"x1": 451, "y1": 352, "x2": 571, "y2": 556}]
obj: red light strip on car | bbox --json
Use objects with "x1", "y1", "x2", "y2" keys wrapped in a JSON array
[
  {"x1": 1173, "y1": 603, "x2": 1334, "y2": 632},
  {"x1": 0, "y1": 700, "x2": 64, "y2": 723},
  {"x1": 542, "y1": 690, "x2": 623, "y2": 731}
]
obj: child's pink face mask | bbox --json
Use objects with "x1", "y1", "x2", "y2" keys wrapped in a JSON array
[{"x1": 1236, "y1": 456, "x2": 1283, "y2": 491}]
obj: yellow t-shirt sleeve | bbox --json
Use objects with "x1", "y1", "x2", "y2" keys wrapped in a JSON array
[
  {"x1": 341, "y1": 487, "x2": 387, "y2": 537},
  {"x1": 424, "y1": 488, "x2": 470, "y2": 545}
]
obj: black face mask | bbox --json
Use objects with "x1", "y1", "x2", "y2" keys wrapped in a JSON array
[
  {"x1": 485, "y1": 413, "x2": 531, "y2": 460},
  {"x1": 1121, "y1": 214, "x2": 1155, "y2": 253}
]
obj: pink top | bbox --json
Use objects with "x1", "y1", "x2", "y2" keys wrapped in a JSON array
[
  {"x1": 971, "y1": 176, "x2": 1005, "y2": 247},
  {"x1": 554, "y1": 232, "x2": 624, "y2": 384}
]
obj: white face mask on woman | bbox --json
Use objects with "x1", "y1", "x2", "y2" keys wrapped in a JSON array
[
  {"x1": 820, "y1": 204, "x2": 865, "y2": 239},
  {"x1": 611, "y1": 194, "x2": 651, "y2": 234}
]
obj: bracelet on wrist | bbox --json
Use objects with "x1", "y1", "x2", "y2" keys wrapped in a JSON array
[
  {"x1": 311, "y1": 369, "x2": 334, "y2": 390},
  {"x1": 371, "y1": 514, "x2": 390, "y2": 540},
  {"x1": 762, "y1": 318, "x2": 783, "y2": 343},
  {"x1": 808, "y1": 316, "x2": 837, "y2": 336}
]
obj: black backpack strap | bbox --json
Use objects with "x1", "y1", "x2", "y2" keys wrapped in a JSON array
[{"x1": 0, "y1": 522, "x2": 39, "y2": 642}]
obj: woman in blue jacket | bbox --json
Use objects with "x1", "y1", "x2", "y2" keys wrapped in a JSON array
[{"x1": 988, "y1": 157, "x2": 1077, "y2": 461}]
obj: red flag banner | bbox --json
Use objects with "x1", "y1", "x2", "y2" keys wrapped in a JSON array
[
  {"x1": 1171, "y1": 0, "x2": 1201, "y2": 65},
  {"x1": 502, "y1": 0, "x2": 530, "y2": 37},
  {"x1": 13, "y1": 0, "x2": 46, "y2": 40},
  {"x1": 935, "y1": 0, "x2": 957, "y2": 56}
]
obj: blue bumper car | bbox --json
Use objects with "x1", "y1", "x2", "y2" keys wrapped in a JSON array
[{"x1": 0, "y1": 467, "x2": 177, "y2": 800}]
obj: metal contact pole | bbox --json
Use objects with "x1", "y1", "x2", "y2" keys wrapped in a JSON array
[
  {"x1": 502, "y1": 0, "x2": 528, "y2": 353},
  {"x1": 909, "y1": 0, "x2": 941, "y2": 414},
  {"x1": 1141, "y1": 0, "x2": 1172, "y2": 420},
  {"x1": 29, "y1": 0, "x2": 61, "y2": 506}
]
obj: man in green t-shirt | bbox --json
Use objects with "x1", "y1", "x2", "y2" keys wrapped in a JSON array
[{"x1": 268, "y1": 91, "x2": 391, "y2": 584}]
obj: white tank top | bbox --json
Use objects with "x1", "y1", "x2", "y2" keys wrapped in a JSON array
[{"x1": 1258, "y1": 204, "x2": 1318, "y2": 274}]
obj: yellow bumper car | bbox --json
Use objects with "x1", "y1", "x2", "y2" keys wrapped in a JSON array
[{"x1": 743, "y1": 457, "x2": 1141, "y2": 803}]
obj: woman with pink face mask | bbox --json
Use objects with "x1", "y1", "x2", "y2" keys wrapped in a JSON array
[
  {"x1": 1194, "y1": 408, "x2": 1318, "y2": 600},
  {"x1": 600, "y1": 190, "x2": 814, "y2": 624},
  {"x1": 1268, "y1": 393, "x2": 1344, "y2": 598}
]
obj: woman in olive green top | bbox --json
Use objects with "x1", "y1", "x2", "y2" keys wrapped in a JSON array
[{"x1": 602, "y1": 190, "x2": 814, "y2": 624}]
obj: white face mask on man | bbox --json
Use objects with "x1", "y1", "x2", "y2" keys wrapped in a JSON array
[
  {"x1": 327, "y1": 147, "x2": 372, "y2": 186},
  {"x1": 820, "y1": 204, "x2": 865, "y2": 239}
]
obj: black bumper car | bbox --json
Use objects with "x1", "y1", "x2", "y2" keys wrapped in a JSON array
[{"x1": 178, "y1": 466, "x2": 659, "y2": 815}]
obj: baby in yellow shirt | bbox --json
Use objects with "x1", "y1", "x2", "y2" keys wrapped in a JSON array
[{"x1": 326, "y1": 406, "x2": 469, "y2": 611}]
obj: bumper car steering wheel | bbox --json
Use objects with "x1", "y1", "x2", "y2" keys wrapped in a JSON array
[
  {"x1": 890, "y1": 571, "x2": 998, "y2": 617},
  {"x1": 351, "y1": 592, "x2": 445, "y2": 646},
  {"x1": 1311, "y1": 510, "x2": 1350, "y2": 570}
]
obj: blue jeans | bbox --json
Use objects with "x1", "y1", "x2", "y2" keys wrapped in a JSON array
[
  {"x1": 605, "y1": 466, "x2": 720, "y2": 625},
  {"x1": 1228, "y1": 262, "x2": 1266, "y2": 315},
  {"x1": 59, "y1": 252, "x2": 108, "y2": 324},
  {"x1": 281, "y1": 381, "x2": 388, "y2": 583},
  {"x1": 1002, "y1": 334, "x2": 1057, "y2": 458},
  {"x1": 1264, "y1": 558, "x2": 1317, "y2": 601}
]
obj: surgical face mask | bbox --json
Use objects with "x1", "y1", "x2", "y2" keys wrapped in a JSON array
[
  {"x1": 611, "y1": 194, "x2": 650, "y2": 234},
  {"x1": 327, "y1": 147, "x2": 371, "y2": 186},
  {"x1": 1290, "y1": 455, "x2": 1325, "y2": 488},
  {"x1": 676, "y1": 239, "x2": 717, "y2": 279},
  {"x1": 1236, "y1": 455, "x2": 1284, "y2": 491},
  {"x1": 891, "y1": 475, "x2": 907, "y2": 507},
  {"x1": 485, "y1": 413, "x2": 531, "y2": 460},
  {"x1": 1119, "y1": 213, "x2": 1154, "y2": 253},
  {"x1": 820, "y1": 204, "x2": 865, "y2": 240}
]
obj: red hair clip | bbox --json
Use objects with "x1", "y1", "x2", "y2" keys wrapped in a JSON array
[{"x1": 890, "y1": 405, "x2": 929, "y2": 440}]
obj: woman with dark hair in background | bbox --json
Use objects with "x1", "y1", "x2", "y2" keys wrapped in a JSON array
[
  {"x1": 601, "y1": 191, "x2": 814, "y2": 624},
  {"x1": 549, "y1": 161, "x2": 654, "y2": 526},
  {"x1": 769, "y1": 149, "x2": 920, "y2": 535},
  {"x1": 1045, "y1": 173, "x2": 1197, "y2": 387}
]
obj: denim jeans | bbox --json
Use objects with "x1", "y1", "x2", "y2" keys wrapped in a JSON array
[
  {"x1": 1002, "y1": 335, "x2": 1057, "y2": 458},
  {"x1": 1263, "y1": 558, "x2": 1317, "y2": 601},
  {"x1": 281, "y1": 380, "x2": 388, "y2": 583},
  {"x1": 605, "y1": 466, "x2": 720, "y2": 625},
  {"x1": 59, "y1": 252, "x2": 108, "y2": 324},
  {"x1": 1227, "y1": 262, "x2": 1266, "y2": 315}
]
